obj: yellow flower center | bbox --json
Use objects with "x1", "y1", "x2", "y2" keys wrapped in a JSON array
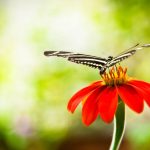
[{"x1": 101, "y1": 66, "x2": 128, "y2": 86}]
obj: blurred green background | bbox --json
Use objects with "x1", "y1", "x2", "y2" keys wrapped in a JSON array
[{"x1": 0, "y1": 0, "x2": 150, "y2": 150}]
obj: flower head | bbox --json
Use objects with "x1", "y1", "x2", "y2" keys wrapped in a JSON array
[{"x1": 67, "y1": 66, "x2": 150, "y2": 126}]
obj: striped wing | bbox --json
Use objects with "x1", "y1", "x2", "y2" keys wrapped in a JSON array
[
  {"x1": 44, "y1": 51, "x2": 107, "y2": 69},
  {"x1": 107, "y1": 43, "x2": 150, "y2": 67}
]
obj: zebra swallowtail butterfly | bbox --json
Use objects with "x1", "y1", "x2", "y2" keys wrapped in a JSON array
[{"x1": 44, "y1": 43, "x2": 150, "y2": 75}]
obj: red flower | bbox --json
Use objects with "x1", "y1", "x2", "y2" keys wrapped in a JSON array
[{"x1": 67, "y1": 66, "x2": 150, "y2": 126}]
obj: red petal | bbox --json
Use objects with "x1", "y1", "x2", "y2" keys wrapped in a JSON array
[
  {"x1": 98, "y1": 87, "x2": 118, "y2": 123},
  {"x1": 67, "y1": 81, "x2": 103, "y2": 113},
  {"x1": 82, "y1": 86, "x2": 106, "y2": 126},
  {"x1": 129, "y1": 80, "x2": 150, "y2": 92},
  {"x1": 127, "y1": 82, "x2": 150, "y2": 107},
  {"x1": 117, "y1": 84, "x2": 144, "y2": 113}
]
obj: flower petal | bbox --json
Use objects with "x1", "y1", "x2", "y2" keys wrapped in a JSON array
[
  {"x1": 67, "y1": 81, "x2": 103, "y2": 113},
  {"x1": 82, "y1": 86, "x2": 106, "y2": 126},
  {"x1": 117, "y1": 84, "x2": 144, "y2": 113},
  {"x1": 127, "y1": 82, "x2": 150, "y2": 107},
  {"x1": 129, "y1": 80, "x2": 150, "y2": 92},
  {"x1": 98, "y1": 87, "x2": 118, "y2": 123}
]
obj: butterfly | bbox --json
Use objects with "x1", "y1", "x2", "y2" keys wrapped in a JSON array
[{"x1": 44, "y1": 43, "x2": 150, "y2": 75}]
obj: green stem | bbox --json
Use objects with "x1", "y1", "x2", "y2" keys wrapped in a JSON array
[{"x1": 109, "y1": 99, "x2": 125, "y2": 150}]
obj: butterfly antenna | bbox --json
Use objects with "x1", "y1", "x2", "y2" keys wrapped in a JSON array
[{"x1": 126, "y1": 43, "x2": 140, "y2": 51}]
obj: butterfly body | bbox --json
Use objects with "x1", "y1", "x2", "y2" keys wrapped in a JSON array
[{"x1": 44, "y1": 43, "x2": 150, "y2": 75}]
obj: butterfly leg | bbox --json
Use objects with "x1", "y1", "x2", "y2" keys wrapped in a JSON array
[{"x1": 99, "y1": 67, "x2": 107, "y2": 76}]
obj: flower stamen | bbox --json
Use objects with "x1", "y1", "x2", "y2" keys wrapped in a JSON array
[{"x1": 102, "y1": 66, "x2": 128, "y2": 86}]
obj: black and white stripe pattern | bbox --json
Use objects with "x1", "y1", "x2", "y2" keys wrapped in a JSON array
[
  {"x1": 44, "y1": 43, "x2": 150, "y2": 74},
  {"x1": 44, "y1": 51, "x2": 107, "y2": 69}
]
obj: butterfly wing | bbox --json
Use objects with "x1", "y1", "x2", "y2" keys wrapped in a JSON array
[
  {"x1": 44, "y1": 43, "x2": 150, "y2": 72},
  {"x1": 107, "y1": 43, "x2": 150, "y2": 67},
  {"x1": 44, "y1": 51, "x2": 107, "y2": 69}
]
